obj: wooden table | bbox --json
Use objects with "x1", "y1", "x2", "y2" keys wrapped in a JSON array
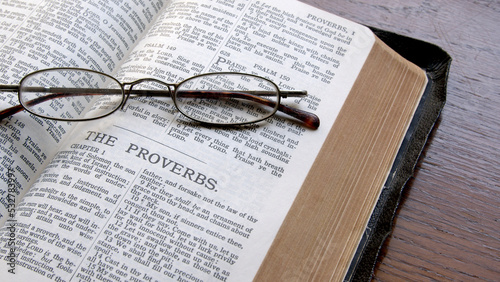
[{"x1": 301, "y1": 1, "x2": 500, "y2": 280}]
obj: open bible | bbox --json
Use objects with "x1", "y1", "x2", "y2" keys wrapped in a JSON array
[{"x1": 0, "y1": 0, "x2": 449, "y2": 281}]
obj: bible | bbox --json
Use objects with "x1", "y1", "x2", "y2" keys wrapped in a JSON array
[{"x1": 0, "y1": 0, "x2": 450, "y2": 281}]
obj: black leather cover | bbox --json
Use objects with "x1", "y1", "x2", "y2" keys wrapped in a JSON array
[{"x1": 344, "y1": 27, "x2": 452, "y2": 281}]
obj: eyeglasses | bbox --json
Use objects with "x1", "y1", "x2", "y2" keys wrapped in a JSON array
[{"x1": 0, "y1": 68, "x2": 320, "y2": 129}]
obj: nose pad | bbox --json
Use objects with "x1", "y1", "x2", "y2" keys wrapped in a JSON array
[
  {"x1": 120, "y1": 84, "x2": 135, "y2": 110},
  {"x1": 120, "y1": 90, "x2": 131, "y2": 110},
  {"x1": 119, "y1": 79, "x2": 175, "y2": 110}
]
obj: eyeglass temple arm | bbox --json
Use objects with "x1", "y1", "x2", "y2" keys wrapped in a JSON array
[
  {"x1": 0, "y1": 86, "x2": 77, "y2": 120},
  {"x1": 0, "y1": 86, "x2": 128, "y2": 120},
  {"x1": 278, "y1": 91, "x2": 321, "y2": 129},
  {"x1": 173, "y1": 90, "x2": 320, "y2": 129},
  {"x1": 0, "y1": 85, "x2": 21, "y2": 120},
  {"x1": 0, "y1": 86, "x2": 115, "y2": 120},
  {"x1": 0, "y1": 86, "x2": 320, "y2": 129},
  {"x1": 0, "y1": 87, "x2": 185, "y2": 121}
]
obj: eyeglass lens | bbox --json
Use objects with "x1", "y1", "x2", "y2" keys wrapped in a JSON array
[
  {"x1": 19, "y1": 69, "x2": 124, "y2": 121},
  {"x1": 174, "y1": 73, "x2": 279, "y2": 125}
]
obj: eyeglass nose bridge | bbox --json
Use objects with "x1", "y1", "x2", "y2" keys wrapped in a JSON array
[{"x1": 119, "y1": 78, "x2": 176, "y2": 110}]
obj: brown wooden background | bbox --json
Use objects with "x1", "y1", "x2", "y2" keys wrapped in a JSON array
[{"x1": 300, "y1": 0, "x2": 500, "y2": 280}]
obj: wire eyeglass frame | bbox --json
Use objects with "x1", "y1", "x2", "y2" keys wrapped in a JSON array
[{"x1": 0, "y1": 68, "x2": 320, "y2": 129}]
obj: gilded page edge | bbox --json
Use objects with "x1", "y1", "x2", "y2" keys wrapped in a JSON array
[{"x1": 254, "y1": 36, "x2": 428, "y2": 281}]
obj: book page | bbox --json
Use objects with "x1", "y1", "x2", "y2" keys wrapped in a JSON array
[
  {"x1": 0, "y1": 0, "x2": 164, "y2": 223},
  {"x1": 0, "y1": 0, "x2": 374, "y2": 281}
]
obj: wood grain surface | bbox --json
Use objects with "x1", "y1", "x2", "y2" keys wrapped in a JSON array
[{"x1": 300, "y1": 0, "x2": 500, "y2": 280}]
